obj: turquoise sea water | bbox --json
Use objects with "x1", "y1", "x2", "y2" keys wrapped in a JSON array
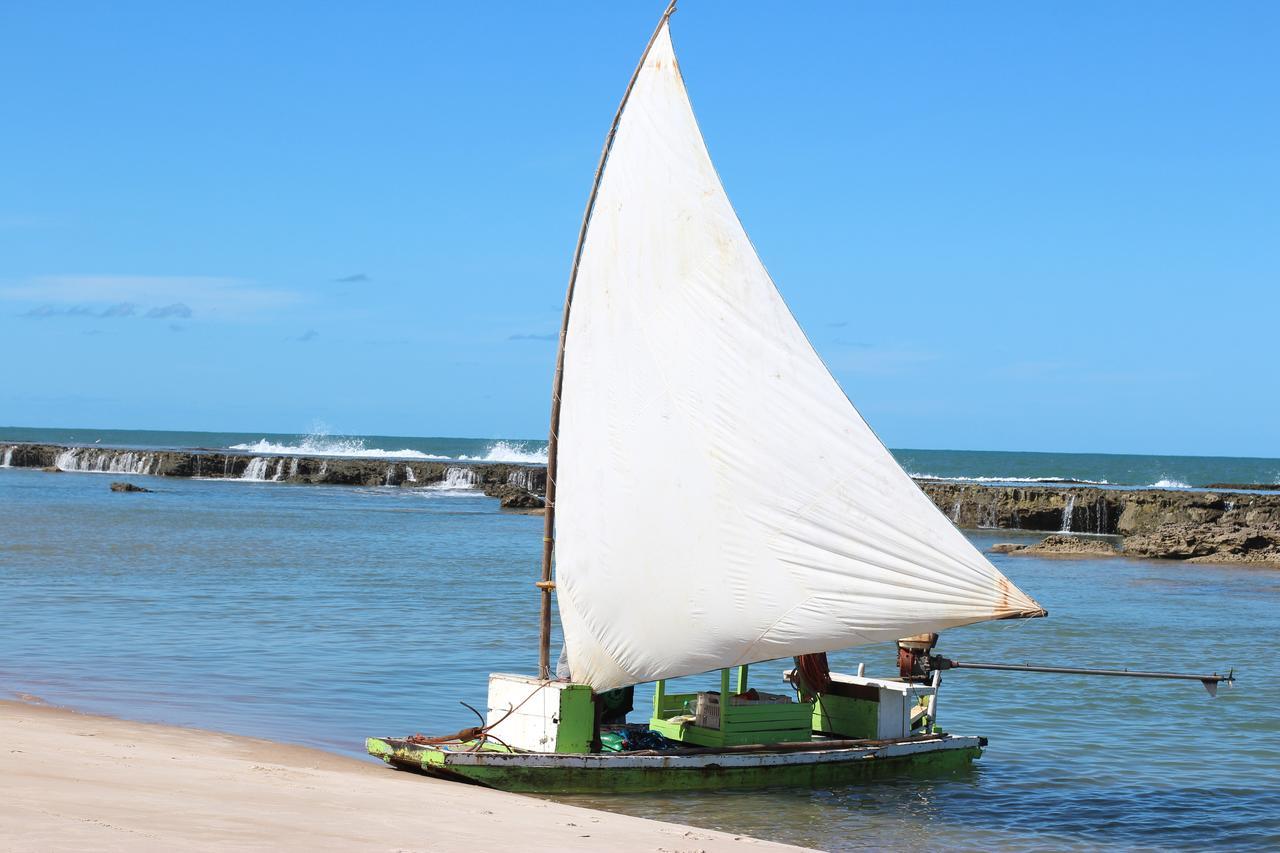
[
  {"x1": 3, "y1": 424, "x2": 1278, "y2": 486},
  {"x1": 0, "y1": 463, "x2": 1275, "y2": 850}
]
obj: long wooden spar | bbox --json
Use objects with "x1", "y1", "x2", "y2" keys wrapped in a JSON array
[{"x1": 538, "y1": 0, "x2": 680, "y2": 679}]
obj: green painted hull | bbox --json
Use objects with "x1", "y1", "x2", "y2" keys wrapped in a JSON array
[{"x1": 366, "y1": 735, "x2": 983, "y2": 794}]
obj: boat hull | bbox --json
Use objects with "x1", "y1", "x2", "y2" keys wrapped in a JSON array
[{"x1": 366, "y1": 734, "x2": 983, "y2": 793}]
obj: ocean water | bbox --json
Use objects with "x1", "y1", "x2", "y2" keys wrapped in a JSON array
[
  {"x1": 3, "y1": 425, "x2": 1278, "y2": 486},
  {"x1": 893, "y1": 448, "x2": 1280, "y2": 490},
  {"x1": 0, "y1": 464, "x2": 1275, "y2": 850}
]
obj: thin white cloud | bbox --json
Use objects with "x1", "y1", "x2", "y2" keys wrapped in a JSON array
[
  {"x1": 145, "y1": 302, "x2": 193, "y2": 319},
  {"x1": 2, "y1": 275, "x2": 301, "y2": 319},
  {"x1": 23, "y1": 302, "x2": 136, "y2": 319},
  {"x1": 99, "y1": 302, "x2": 137, "y2": 318}
]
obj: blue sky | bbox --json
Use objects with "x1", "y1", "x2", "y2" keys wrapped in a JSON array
[{"x1": 2, "y1": 2, "x2": 1276, "y2": 456}]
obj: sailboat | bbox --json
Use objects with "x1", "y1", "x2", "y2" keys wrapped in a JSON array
[{"x1": 366, "y1": 3, "x2": 1226, "y2": 793}]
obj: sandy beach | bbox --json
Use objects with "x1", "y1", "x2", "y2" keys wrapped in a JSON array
[{"x1": 0, "y1": 699, "x2": 803, "y2": 852}]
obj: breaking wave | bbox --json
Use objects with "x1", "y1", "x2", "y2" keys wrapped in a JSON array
[
  {"x1": 1149, "y1": 478, "x2": 1191, "y2": 489},
  {"x1": 913, "y1": 472, "x2": 1197, "y2": 490},
  {"x1": 229, "y1": 437, "x2": 447, "y2": 460},
  {"x1": 909, "y1": 473, "x2": 1112, "y2": 486},
  {"x1": 457, "y1": 441, "x2": 548, "y2": 464}
]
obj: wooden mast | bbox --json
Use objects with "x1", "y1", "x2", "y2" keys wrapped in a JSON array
[{"x1": 538, "y1": 0, "x2": 680, "y2": 679}]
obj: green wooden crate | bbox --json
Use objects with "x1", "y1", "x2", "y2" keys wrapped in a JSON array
[
  {"x1": 811, "y1": 692, "x2": 879, "y2": 739},
  {"x1": 648, "y1": 667, "x2": 814, "y2": 747}
]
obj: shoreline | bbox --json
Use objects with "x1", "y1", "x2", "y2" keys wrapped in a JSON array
[
  {"x1": 0, "y1": 696, "x2": 802, "y2": 852},
  {"x1": 4, "y1": 440, "x2": 1278, "y2": 566}
]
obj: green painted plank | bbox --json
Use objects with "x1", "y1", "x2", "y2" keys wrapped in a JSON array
[
  {"x1": 379, "y1": 745, "x2": 982, "y2": 793},
  {"x1": 813, "y1": 694, "x2": 879, "y2": 739},
  {"x1": 555, "y1": 684, "x2": 595, "y2": 754}
]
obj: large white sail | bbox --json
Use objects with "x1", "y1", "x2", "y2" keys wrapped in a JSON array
[{"x1": 555, "y1": 22, "x2": 1044, "y2": 693}]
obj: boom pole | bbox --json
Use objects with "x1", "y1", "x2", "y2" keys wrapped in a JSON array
[{"x1": 936, "y1": 658, "x2": 1235, "y2": 696}]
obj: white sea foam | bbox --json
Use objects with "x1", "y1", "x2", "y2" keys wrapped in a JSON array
[
  {"x1": 909, "y1": 473, "x2": 1112, "y2": 486},
  {"x1": 457, "y1": 441, "x2": 548, "y2": 464},
  {"x1": 1149, "y1": 478, "x2": 1191, "y2": 489},
  {"x1": 54, "y1": 447, "x2": 160, "y2": 475},
  {"x1": 414, "y1": 488, "x2": 478, "y2": 498},
  {"x1": 241, "y1": 457, "x2": 271, "y2": 481},
  {"x1": 506, "y1": 469, "x2": 541, "y2": 491},
  {"x1": 226, "y1": 431, "x2": 544, "y2": 464},
  {"x1": 229, "y1": 438, "x2": 447, "y2": 460},
  {"x1": 913, "y1": 471, "x2": 1204, "y2": 490},
  {"x1": 425, "y1": 467, "x2": 480, "y2": 491}
]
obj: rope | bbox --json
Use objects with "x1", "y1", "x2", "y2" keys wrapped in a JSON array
[
  {"x1": 793, "y1": 652, "x2": 832, "y2": 699},
  {"x1": 405, "y1": 679, "x2": 553, "y2": 753}
]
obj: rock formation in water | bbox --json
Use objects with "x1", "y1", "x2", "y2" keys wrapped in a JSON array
[
  {"x1": 483, "y1": 483, "x2": 546, "y2": 509},
  {"x1": 989, "y1": 526, "x2": 1279, "y2": 568},
  {"x1": 5, "y1": 442, "x2": 1277, "y2": 567},
  {"x1": 109, "y1": 481, "x2": 152, "y2": 493},
  {"x1": 991, "y1": 535, "x2": 1120, "y2": 557},
  {"x1": 1205, "y1": 483, "x2": 1280, "y2": 492},
  {"x1": 923, "y1": 481, "x2": 1279, "y2": 567},
  {"x1": 1124, "y1": 522, "x2": 1280, "y2": 566},
  {"x1": 915, "y1": 481, "x2": 1280, "y2": 537},
  {"x1": 4, "y1": 443, "x2": 547, "y2": 494}
]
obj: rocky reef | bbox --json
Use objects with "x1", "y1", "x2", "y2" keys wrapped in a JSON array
[
  {"x1": 991, "y1": 527, "x2": 1278, "y2": 568},
  {"x1": 482, "y1": 482, "x2": 546, "y2": 510},
  {"x1": 1, "y1": 442, "x2": 546, "y2": 499},
  {"x1": 991, "y1": 534, "x2": 1121, "y2": 558},
  {"x1": 3, "y1": 442, "x2": 1277, "y2": 565},
  {"x1": 921, "y1": 481, "x2": 1280, "y2": 568},
  {"x1": 916, "y1": 481, "x2": 1280, "y2": 537},
  {"x1": 1123, "y1": 522, "x2": 1280, "y2": 566}
]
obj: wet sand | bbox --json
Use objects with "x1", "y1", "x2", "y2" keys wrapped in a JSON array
[{"x1": 0, "y1": 699, "x2": 803, "y2": 852}]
